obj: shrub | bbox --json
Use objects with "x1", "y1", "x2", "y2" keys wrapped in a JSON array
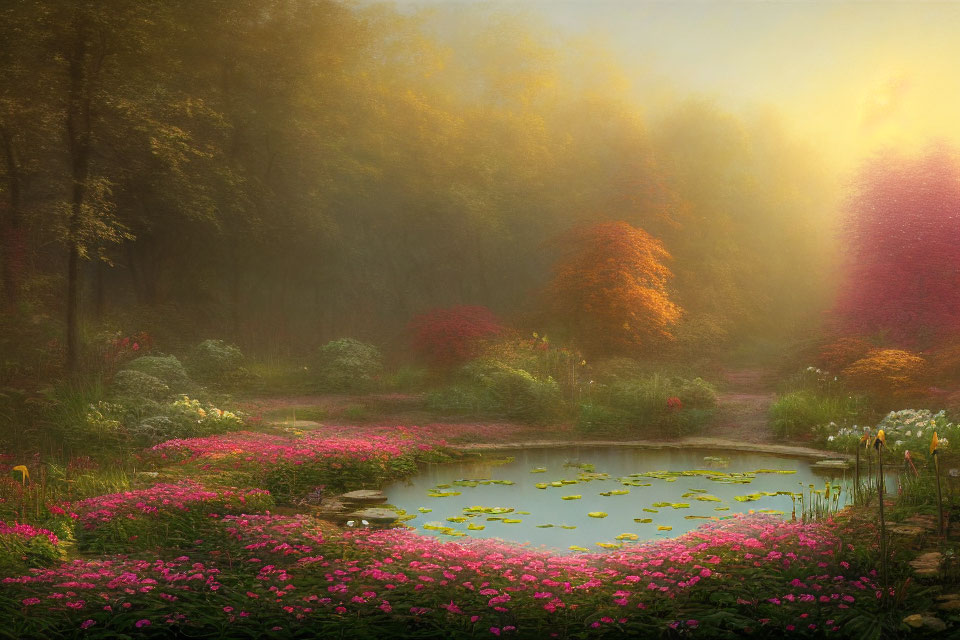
[
  {"x1": 927, "y1": 341, "x2": 960, "y2": 384},
  {"x1": 408, "y1": 305, "x2": 504, "y2": 367},
  {"x1": 816, "y1": 336, "x2": 875, "y2": 372},
  {"x1": 384, "y1": 365, "x2": 432, "y2": 392},
  {"x1": 109, "y1": 369, "x2": 170, "y2": 401},
  {"x1": 122, "y1": 355, "x2": 191, "y2": 393},
  {"x1": 577, "y1": 374, "x2": 715, "y2": 437},
  {"x1": 591, "y1": 357, "x2": 646, "y2": 384},
  {"x1": 841, "y1": 348, "x2": 926, "y2": 398},
  {"x1": 464, "y1": 359, "x2": 561, "y2": 422},
  {"x1": 66, "y1": 480, "x2": 273, "y2": 553},
  {"x1": 128, "y1": 396, "x2": 244, "y2": 446},
  {"x1": 770, "y1": 391, "x2": 864, "y2": 439},
  {"x1": 676, "y1": 377, "x2": 718, "y2": 408},
  {"x1": 313, "y1": 338, "x2": 383, "y2": 392},
  {"x1": 0, "y1": 522, "x2": 61, "y2": 575},
  {"x1": 822, "y1": 408, "x2": 958, "y2": 457},
  {"x1": 187, "y1": 339, "x2": 245, "y2": 384}
]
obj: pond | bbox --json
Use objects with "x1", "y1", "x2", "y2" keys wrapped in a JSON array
[{"x1": 385, "y1": 446, "x2": 881, "y2": 553}]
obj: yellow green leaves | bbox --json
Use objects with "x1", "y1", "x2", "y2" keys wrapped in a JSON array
[
  {"x1": 587, "y1": 511, "x2": 608, "y2": 518},
  {"x1": 467, "y1": 523, "x2": 485, "y2": 530},
  {"x1": 657, "y1": 525, "x2": 672, "y2": 531},
  {"x1": 530, "y1": 467, "x2": 547, "y2": 473},
  {"x1": 599, "y1": 489, "x2": 629, "y2": 496},
  {"x1": 569, "y1": 545, "x2": 589, "y2": 552},
  {"x1": 417, "y1": 507, "x2": 432, "y2": 513},
  {"x1": 615, "y1": 532, "x2": 638, "y2": 541},
  {"x1": 427, "y1": 491, "x2": 461, "y2": 498},
  {"x1": 561, "y1": 495, "x2": 581, "y2": 500},
  {"x1": 596, "y1": 542, "x2": 622, "y2": 549},
  {"x1": 633, "y1": 518, "x2": 653, "y2": 523},
  {"x1": 11, "y1": 465, "x2": 28, "y2": 483}
]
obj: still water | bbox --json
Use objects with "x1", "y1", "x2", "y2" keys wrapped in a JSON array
[{"x1": 385, "y1": 447, "x2": 865, "y2": 553}]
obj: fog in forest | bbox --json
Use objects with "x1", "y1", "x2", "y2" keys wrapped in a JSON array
[{"x1": 3, "y1": 0, "x2": 960, "y2": 369}]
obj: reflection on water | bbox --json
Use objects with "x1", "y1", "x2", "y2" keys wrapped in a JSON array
[{"x1": 385, "y1": 447, "x2": 881, "y2": 553}]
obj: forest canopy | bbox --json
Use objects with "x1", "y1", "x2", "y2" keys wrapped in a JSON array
[{"x1": 0, "y1": 0, "x2": 837, "y2": 369}]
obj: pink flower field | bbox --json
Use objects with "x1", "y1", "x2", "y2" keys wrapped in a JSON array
[{"x1": 0, "y1": 504, "x2": 888, "y2": 638}]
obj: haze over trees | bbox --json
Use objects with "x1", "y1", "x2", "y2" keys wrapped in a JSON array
[{"x1": 2, "y1": 0, "x2": 836, "y2": 374}]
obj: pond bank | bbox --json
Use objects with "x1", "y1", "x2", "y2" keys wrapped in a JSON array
[{"x1": 454, "y1": 436, "x2": 847, "y2": 461}]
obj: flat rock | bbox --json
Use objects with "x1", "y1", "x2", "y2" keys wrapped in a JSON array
[
  {"x1": 311, "y1": 498, "x2": 346, "y2": 516},
  {"x1": 888, "y1": 525, "x2": 925, "y2": 537},
  {"x1": 903, "y1": 614, "x2": 946, "y2": 632},
  {"x1": 937, "y1": 597, "x2": 960, "y2": 612},
  {"x1": 339, "y1": 490, "x2": 388, "y2": 504},
  {"x1": 344, "y1": 508, "x2": 399, "y2": 525},
  {"x1": 813, "y1": 459, "x2": 850, "y2": 469},
  {"x1": 909, "y1": 551, "x2": 943, "y2": 578}
]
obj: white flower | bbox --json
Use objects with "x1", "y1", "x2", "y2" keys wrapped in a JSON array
[
  {"x1": 828, "y1": 435, "x2": 835, "y2": 442},
  {"x1": 905, "y1": 431, "x2": 911, "y2": 437}
]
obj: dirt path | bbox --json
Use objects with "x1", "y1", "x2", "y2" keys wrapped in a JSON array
[{"x1": 710, "y1": 368, "x2": 778, "y2": 444}]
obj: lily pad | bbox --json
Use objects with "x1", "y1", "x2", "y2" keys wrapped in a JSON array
[
  {"x1": 588, "y1": 511, "x2": 608, "y2": 518},
  {"x1": 562, "y1": 495, "x2": 582, "y2": 500}
]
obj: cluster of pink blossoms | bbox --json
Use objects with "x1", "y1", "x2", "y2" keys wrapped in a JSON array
[
  {"x1": 150, "y1": 426, "x2": 446, "y2": 466},
  {"x1": 0, "y1": 521, "x2": 59, "y2": 546},
  {"x1": 0, "y1": 512, "x2": 882, "y2": 637},
  {"x1": 64, "y1": 480, "x2": 272, "y2": 530}
]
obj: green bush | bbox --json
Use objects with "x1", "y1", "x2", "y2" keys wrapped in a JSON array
[
  {"x1": 576, "y1": 374, "x2": 716, "y2": 438},
  {"x1": 0, "y1": 523, "x2": 62, "y2": 576},
  {"x1": 313, "y1": 338, "x2": 383, "y2": 392},
  {"x1": 128, "y1": 396, "x2": 244, "y2": 445},
  {"x1": 425, "y1": 359, "x2": 561, "y2": 422},
  {"x1": 122, "y1": 355, "x2": 191, "y2": 392},
  {"x1": 384, "y1": 365, "x2": 432, "y2": 391},
  {"x1": 770, "y1": 390, "x2": 864, "y2": 439},
  {"x1": 109, "y1": 369, "x2": 170, "y2": 401},
  {"x1": 677, "y1": 377, "x2": 718, "y2": 408},
  {"x1": 187, "y1": 339, "x2": 245, "y2": 384}
]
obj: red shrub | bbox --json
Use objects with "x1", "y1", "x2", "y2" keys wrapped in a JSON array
[{"x1": 408, "y1": 305, "x2": 504, "y2": 367}]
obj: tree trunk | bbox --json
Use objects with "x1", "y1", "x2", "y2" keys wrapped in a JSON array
[
  {"x1": 0, "y1": 126, "x2": 24, "y2": 308},
  {"x1": 65, "y1": 13, "x2": 92, "y2": 373}
]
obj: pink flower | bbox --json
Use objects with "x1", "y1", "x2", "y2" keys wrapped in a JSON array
[
  {"x1": 135, "y1": 619, "x2": 150, "y2": 628},
  {"x1": 81, "y1": 620, "x2": 96, "y2": 629}
]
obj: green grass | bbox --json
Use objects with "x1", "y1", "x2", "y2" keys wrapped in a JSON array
[{"x1": 769, "y1": 390, "x2": 866, "y2": 439}]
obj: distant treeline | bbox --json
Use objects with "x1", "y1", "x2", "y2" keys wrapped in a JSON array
[{"x1": 0, "y1": 0, "x2": 836, "y2": 367}]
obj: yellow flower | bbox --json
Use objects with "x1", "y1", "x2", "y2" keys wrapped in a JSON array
[
  {"x1": 874, "y1": 429, "x2": 886, "y2": 449},
  {"x1": 931, "y1": 431, "x2": 940, "y2": 455},
  {"x1": 12, "y1": 465, "x2": 28, "y2": 482}
]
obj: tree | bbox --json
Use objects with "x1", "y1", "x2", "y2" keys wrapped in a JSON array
[
  {"x1": 833, "y1": 146, "x2": 960, "y2": 344},
  {"x1": 547, "y1": 221, "x2": 681, "y2": 355},
  {"x1": 408, "y1": 305, "x2": 504, "y2": 367}
]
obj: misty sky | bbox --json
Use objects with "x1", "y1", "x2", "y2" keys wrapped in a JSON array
[{"x1": 384, "y1": 0, "x2": 960, "y2": 171}]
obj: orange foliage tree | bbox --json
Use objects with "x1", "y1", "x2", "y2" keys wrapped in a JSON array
[{"x1": 548, "y1": 221, "x2": 681, "y2": 355}]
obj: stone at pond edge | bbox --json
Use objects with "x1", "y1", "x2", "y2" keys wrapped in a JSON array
[
  {"x1": 902, "y1": 614, "x2": 946, "y2": 632},
  {"x1": 339, "y1": 490, "x2": 388, "y2": 504},
  {"x1": 344, "y1": 508, "x2": 399, "y2": 525}
]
